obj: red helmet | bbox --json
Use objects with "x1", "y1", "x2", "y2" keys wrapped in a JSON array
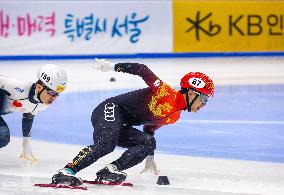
[{"x1": 180, "y1": 72, "x2": 214, "y2": 97}]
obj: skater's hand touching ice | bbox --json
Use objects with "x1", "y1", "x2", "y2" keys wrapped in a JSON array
[
  {"x1": 140, "y1": 155, "x2": 160, "y2": 175},
  {"x1": 20, "y1": 137, "x2": 38, "y2": 162},
  {"x1": 92, "y1": 58, "x2": 115, "y2": 72}
]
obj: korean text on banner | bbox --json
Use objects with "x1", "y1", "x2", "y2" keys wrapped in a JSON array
[
  {"x1": 0, "y1": 1, "x2": 172, "y2": 55},
  {"x1": 173, "y1": 0, "x2": 284, "y2": 52}
]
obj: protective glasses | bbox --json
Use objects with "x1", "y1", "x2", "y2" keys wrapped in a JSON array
[
  {"x1": 193, "y1": 91, "x2": 208, "y2": 105},
  {"x1": 44, "y1": 86, "x2": 59, "y2": 97}
]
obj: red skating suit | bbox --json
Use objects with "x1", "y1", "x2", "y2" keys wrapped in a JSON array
[{"x1": 110, "y1": 62, "x2": 187, "y2": 133}]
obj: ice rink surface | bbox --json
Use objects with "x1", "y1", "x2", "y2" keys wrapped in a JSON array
[{"x1": 1, "y1": 57, "x2": 284, "y2": 194}]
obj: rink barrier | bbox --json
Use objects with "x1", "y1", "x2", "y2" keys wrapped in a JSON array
[
  {"x1": 173, "y1": 0, "x2": 284, "y2": 52},
  {"x1": 1, "y1": 1, "x2": 284, "y2": 58},
  {"x1": 0, "y1": 52, "x2": 284, "y2": 61}
]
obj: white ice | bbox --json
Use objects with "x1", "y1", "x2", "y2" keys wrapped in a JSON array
[
  {"x1": 1, "y1": 137, "x2": 284, "y2": 195},
  {"x1": 1, "y1": 57, "x2": 284, "y2": 195}
]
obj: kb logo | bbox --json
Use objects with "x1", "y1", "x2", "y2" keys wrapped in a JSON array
[
  {"x1": 104, "y1": 103, "x2": 116, "y2": 121},
  {"x1": 185, "y1": 11, "x2": 221, "y2": 41}
]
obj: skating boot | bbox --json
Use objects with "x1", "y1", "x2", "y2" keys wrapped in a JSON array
[
  {"x1": 96, "y1": 163, "x2": 127, "y2": 182},
  {"x1": 52, "y1": 168, "x2": 83, "y2": 186}
]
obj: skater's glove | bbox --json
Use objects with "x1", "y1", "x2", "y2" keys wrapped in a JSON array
[
  {"x1": 92, "y1": 58, "x2": 115, "y2": 72},
  {"x1": 140, "y1": 155, "x2": 160, "y2": 175},
  {"x1": 20, "y1": 137, "x2": 38, "y2": 162}
]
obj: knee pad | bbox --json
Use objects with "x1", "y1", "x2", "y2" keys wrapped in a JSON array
[
  {"x1": 0, "y1": 119, "x2": 10, "y2": 148},
  {"x1": 0, "y1": 133, "x2": 10, "y2": 148}
]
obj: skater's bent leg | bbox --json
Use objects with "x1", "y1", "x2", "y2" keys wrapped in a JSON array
[
  {"x1": 65, "y1": 139, "x2": 117, "y2": 173},
  {"x1": 0, "y1": 116, "x2": 10, "y2": 148},
  {"x1": 114, "y1": 127, "x2": 156, "y2": 171},
  {"x1": 65, "y1": 102, "x2": 126, "y2": 173}
]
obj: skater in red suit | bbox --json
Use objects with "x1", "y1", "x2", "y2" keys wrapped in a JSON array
[{"x1": 52, "y1": 59, "x2": 214, "y2": 186}]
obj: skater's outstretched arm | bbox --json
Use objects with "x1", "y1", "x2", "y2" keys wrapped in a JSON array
[{"x1": 92, "y1": 59, "x2": 163, "y2": 91}]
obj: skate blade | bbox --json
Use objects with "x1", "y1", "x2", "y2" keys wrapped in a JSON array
[
  {"x1": 34, "y1": 183, "x2": 87, "y2": 190},
  {"x1": 83, "y1": 179, "x2": 133, "y2": 187}
]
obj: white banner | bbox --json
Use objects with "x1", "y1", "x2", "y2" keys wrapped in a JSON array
[{"x1": 0, "y1": 1, "x2": 172, "y2": 55}]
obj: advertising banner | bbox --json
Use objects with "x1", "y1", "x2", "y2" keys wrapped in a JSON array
[
  {"x1": 0, "y1": 1, "x2": 172, "y2": 55},
  {"x1": 173, "y1": 0, "x2": 284, "y2": 52}
]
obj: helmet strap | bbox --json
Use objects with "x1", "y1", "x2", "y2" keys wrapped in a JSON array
[
  {"x1": 36, "y1": 88, "x2": 44, "y2": 103},
  {"x1": 187, "y1": 93, "x2": 199, "y2": 112},
  {"x1": 181, "y1": 88, "x2": 199, "y2": 112}
]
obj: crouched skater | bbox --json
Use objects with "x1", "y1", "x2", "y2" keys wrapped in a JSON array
[
  {"x1": 52, "y1": 59, "x2": 214, "y2": 185},
  {"x1": 0, "y1": 64, "x2": 67, "y2": 161}
]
